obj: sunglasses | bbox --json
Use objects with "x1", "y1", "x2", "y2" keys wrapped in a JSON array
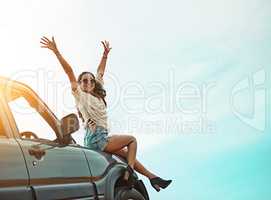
[{"x1": 81, "y1": 78, "x2": 95, "y2": 84}]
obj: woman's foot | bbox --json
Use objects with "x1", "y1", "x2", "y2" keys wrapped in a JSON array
[{"x1": 149, "y1": 177, "x2": 172, "y2": 192}]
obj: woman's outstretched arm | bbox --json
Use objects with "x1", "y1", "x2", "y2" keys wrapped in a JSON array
[
  {"x1": 40, "y1": 36, "x2": 77, "y2": 91},
  {"x1": 96, "y1": 40, "x2": 112, "y2": 78}
]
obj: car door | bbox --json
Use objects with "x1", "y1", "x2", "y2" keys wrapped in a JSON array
[
  {"x1": 0, "y1": 97, "x2": 33, "y2": 200},
  {"x1": 4, "y1": 85, "x2": 96, "y2": 200}
]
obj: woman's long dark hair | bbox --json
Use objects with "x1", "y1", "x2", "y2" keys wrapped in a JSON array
[{"x1": 77, "y1": 71, "x2": 107, "y2": 123}]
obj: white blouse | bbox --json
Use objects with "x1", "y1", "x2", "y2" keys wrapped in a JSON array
[{"x1": 72, "y1": 73, "x2": 108, "y2": 130}]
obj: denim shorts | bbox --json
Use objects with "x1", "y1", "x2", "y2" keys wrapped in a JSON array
[{"x1": 84, "y1": 125, "x2": 110, "y2": 151}]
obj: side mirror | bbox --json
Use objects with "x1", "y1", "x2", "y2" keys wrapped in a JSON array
[{"x1": 60, "y1": 113, "x2": 79, "y2": 137}]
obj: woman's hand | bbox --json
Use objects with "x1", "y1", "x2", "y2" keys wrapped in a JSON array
[
  {"x1": 101, "y1": 40, "x2": 112, "y2": 57},
  {"x1": 40, "y1": 36, "x2": 59, "y2": 54},
  {"x1": 87, "y1": 119, "x2": 97, "y2": 132},
  {"x1": 40, "y1": 36, "x2": 77, "y2": 88}
]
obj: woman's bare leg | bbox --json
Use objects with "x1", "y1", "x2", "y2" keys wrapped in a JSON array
[
  {"x1": 103, "y1": 135, "x2": 138, "y2": 169},
  {"x1": 113, "y1": 148, "x2": 157, "y2": 179},
  {"x1": 103, "y1": 135, "x2": 171, "y2": 192}
]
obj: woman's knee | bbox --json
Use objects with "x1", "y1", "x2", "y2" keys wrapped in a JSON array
[
  {"x1": 127, "y1": 135, "x2": 137, "y2": 144},
  {"x1": 109, "y1": 134, "x2": 137, "y2": 147}
]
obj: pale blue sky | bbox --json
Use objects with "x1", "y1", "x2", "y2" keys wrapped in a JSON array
[{"x1": 0, "y1": 0, "x2": 270, "y2": 199}]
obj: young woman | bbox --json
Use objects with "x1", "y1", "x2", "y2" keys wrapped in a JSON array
[{"x1": 40, "y1": 36, "x2": 172, "y2": 192}]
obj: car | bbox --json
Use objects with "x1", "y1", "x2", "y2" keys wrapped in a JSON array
[{"x1": 0, "y1": 76, "x2": 149, "y2": 200}]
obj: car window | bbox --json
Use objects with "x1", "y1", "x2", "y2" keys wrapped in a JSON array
[{"x1": 8, "y1": 96, "x2": 56, "y2": 141}]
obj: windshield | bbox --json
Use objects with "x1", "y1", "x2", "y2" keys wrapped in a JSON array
[{"x1": 6, "y1": 87, "x2": 58, "y2": 141}]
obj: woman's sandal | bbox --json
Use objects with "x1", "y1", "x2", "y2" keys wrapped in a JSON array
[{"x1": 149, "y1": 177, "x2": 172, "y2": 192}]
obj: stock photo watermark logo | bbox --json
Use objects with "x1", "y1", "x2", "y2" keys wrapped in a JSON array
[
  {"x1": 230, "y1": 68, "x2": 266, "y2": 132},
  {"x1": 6, "y1": 67, "x2": 267, "y2": 135}
]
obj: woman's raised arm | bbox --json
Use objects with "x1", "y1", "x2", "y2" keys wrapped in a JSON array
[
  {"x1": 96, "y1": 40, "x2": 112, "y2": 78},
  {"x1": 40, "y1": 36, "x2": 77, "y2": 91}
]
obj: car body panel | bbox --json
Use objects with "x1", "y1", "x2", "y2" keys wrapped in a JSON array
[
  {"x1": 18, "y1": 139, "x2": 96, "y2": 199},
  {"x1": 0, "y1": 138, "x2": 33, "y2": 199},
  {"x1": 83, "y1": 149, "x2": 117, "y2": 178}
]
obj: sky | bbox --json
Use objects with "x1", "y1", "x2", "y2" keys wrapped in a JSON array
[{"x1": 0, "y1": 0, "x2": 271, "y2": 199}]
